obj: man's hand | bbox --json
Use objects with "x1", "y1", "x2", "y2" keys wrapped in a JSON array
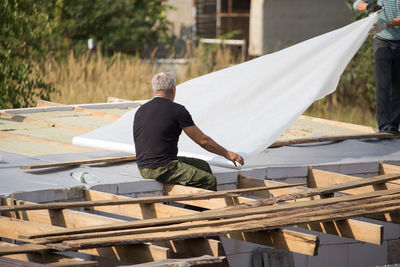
[
  {"x1": 366, "y1": 3, "x2": 383, "y2": 13},
  {"x1": 225, "y1": 151, "x2": 244, "y2": 167},
  {"x1": 369, "y1": 22, "x2": 387, "y2": 35}
]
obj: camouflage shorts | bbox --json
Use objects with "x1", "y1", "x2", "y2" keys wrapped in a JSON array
[{"x1": 139, "y1": 156, "x2": 217, "y2": 191}]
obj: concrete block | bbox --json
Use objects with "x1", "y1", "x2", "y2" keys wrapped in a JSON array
[
  {"x1": 314, "y1": 162, "x2": 378, "y2": 176},
  {"x1": 89, "y1": 183, "x2": 118, "y2": 195},
  {"x1": 339, "y1": 162, "x2": 379, "y2": 175},
  {"x1": 12, "y1": 190, "x2": 56, "y2": 203},
  {"x1": 12, "y1": 187, "x2": 83, "y2": 203},
  {"x1": 240, "y1": 167, "x2": 268, "y2": 179},
  {"x1": 308, "y1": 244, "x2": 348, "y2": 267},
  {"x1": 272, "y1": 177, "x2": 307, "y2": 184},
  {"x1": 211, "y1": 166, "x2": 238, "y2": 184},
  {"x1": 292, "y1": 253, "x2": 308, "y2": 267},
  {"x1": 266, "y1": 166, "x2": 308, "y2": 179},
  {"x1": 134, "y1": 191, "x2": 163, "y2": 198},
  {"x1": 347, "y1": 241, "x2": 387, "y2": 267},
  {"x1": 118, "y1": 180, "x2": 163, "y2": 194},
  {"x1": 220, "y1": 236, "x2": 267, "y2": 255},
  {"x1": 217, "y1": 183, "x2": 237, "y2": 191},
  {"x1": 226, "y1": 252, "x2": 252, "y2": 267},
  {"x1": 388, "y1": 239, "x2": 400, "y2": 264}
]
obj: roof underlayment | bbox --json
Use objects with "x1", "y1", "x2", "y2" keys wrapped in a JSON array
[{"x1": 1, "y1": 100, "x2": 400, "y2": 267}]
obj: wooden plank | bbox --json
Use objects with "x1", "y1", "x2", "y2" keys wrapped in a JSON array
[
  {"x1": 0, "y1": 244, "x2": 51, "y2": 256},
  {"x1": 36, "y1": 99, "x2": 121, "y2": 120},
  {"x1": 85, "y1": 189, "x2": 198, "y2": 218},
  {"x1": 0, "y1": 111, "x2": 91, "y2": 133},
  {"x1": 57, "y1": 194, "x2": 400, "y2": 250},
  {"x1": 238, "y1": 174, "x2": 307, "y2": 198},
  {"x1": 163, "y1": 184, "x2": 320, "y2": 254},
  {"x1": 44, "y1": 260, "x2": 98, "y2": 267},
  {"x1": 226, "y1": 229, "x2": 318, "y2": 256},
  {"x1": 308, "y1": 168, "x2": 400, "y2": 194},
  {"x1": 25, "y1": 188, "x2": 400, "y2": 240},
  {"x1": 84, "y1": 190, "x2": 225, "y2": 258},
  {"x1": 238, "y1": 175, "x2": 383, "y2": 244},
  {"x1": 0, "y1": 131, "x2": 94, "y2": 152},
  {"x1": 20, "y1": 155, "x2": 137, "y2": 170},
  {"x1": 308, "y1": 168, "x2": 400, "y2": 223},
  {"x1": 0, "y1": 185, "x2": 306, "y2": 212},
  {"x1": 270, "y1": 133, "x2": 400, "y2": 148},
  {"x1": 0, "y1": 242, "x2": 89, "y2": 265},
  {"x1": 73, "y1": 107, "x2": 120, "y2": 120},
  {"x1": 163, "y1": 184, "x2": 249, "y2": 209},
  {"x1": 36, "y1": 100, "x2": 64, "y2": 107},
  {"x1": 0, "y1": 197, "x2": 172, "y2": 263},
  {"x1": 299, "y1": 115, "x2": 376, "y2": 133},
  {"x1": 380, "y1": 163, "x2": 400, "y2": 176},
  {"x1": 107, "y1": 96, "x2": 132, "y2": 103},
  {"x1": 170, "y1": 180, "x2": 384, "y2": 245},
  {"x1": 0, "y1": 257, "x2": 47, "y2": 267}
]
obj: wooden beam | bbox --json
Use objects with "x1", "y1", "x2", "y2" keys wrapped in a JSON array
[
  {"x1": 20, "y1": 155, "x2": 136, "y2": 170},
  {"x1": 299, "y1": 115, "x2": 376, "y2": 133},
  {"x1": 164, "y1": 185, "x2": 320, "y2": 255},
  {"x1": 85, "y1": 189, "x2": 313, "y2": 256},
  {"x1": 1, "y1": 185, "x2": 307, "y2": 212},
  {"x1": 226, "y1": 229, "x2": 318, "y2": 256},
  {"x1": 55, "y1": 193, "x2": 400, "y2": 250},
  {"x1": 0, "y1": 131, "x2": 94, "y2": 152},
  {"x1": 36, "y1": 99, "x2": 121, "y2": 120},
  {"x1": 0, "y1": 242, "x2": 90, "y2": 266},
  {"x1": 26, "y1": 188, "x2": 400, "y2": 240},
  {"x1": 73, "y1": 107, "x2": 120, "y2": 120},
  {"x1": 308, "y1": 168, "x2": 400, "y2": 194},
  {"x1": 169, "y1": 181, "x2": 384, "y2": 245},
  {"x1": 0, "y1": 111, "x2": 91, "y2": 133},
  {"x1": 0, "y1": 197, "x2": 172, "y2": 263},
  {"x1": 269, "y1": 133, "x2": 399, "y2": 148},
  {"x1": 238, "y1": 174, "x2": 308, "y2": 198},
  {"x1": 107, "y1": 97, "x2": 132, "y2": 103},
  {"x1": 84, "y1": 189, "x2": 198, "y2": 219},
  {"x1": 36, "y1": 100, "x2": 64, "y2": 107},
  {"x1": 308, "y1": 168, "x2": 400, "y2": 223},
  {"x1": 380, "y1": 163, "x2": 400, "y2": 176},
  {"x1": 0, "y1": 244, "x2": 53, "y2": 256},
  {"x1": 84, "y1": 190, "x2": 225, "y2": 258}
]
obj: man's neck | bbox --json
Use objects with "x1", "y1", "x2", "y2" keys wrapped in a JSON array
[{"x1": 154, "y1": 92, "x2": 174, "y2": 101}]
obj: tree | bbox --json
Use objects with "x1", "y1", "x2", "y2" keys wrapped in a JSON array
[
  {"x1": 46, "y1": 0, "x2": 172, "y2": 55},
  {"x1": 0, "y1": 0, "x2": 54, "y2": 109}
]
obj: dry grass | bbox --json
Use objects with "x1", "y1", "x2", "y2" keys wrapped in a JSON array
[
  {"x1": 41, "y1": 45, "x2": 376, "y2": 127},
  {"x1": 42, "y1": 45, "x2": 237, "y2": 105}
]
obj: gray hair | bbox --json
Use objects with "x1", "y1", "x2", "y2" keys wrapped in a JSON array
[{"x1": 152, "y1": 72, "x2": 176, "y2": 92}]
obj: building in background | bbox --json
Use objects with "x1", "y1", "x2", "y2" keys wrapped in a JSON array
[{"x1": 165, "y1": 0, "x2": 353, "y2": 57}]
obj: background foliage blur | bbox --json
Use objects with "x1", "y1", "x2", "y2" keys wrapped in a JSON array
[
  {"x1": 1, "y1": 0, "x2": 377, "y2": 127},
  {"x1": 1, "y1": 0, "x2": 171, "y2": 109}
]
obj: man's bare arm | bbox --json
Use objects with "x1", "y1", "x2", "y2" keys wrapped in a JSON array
[{"x1": 183, "y1": 125, "x2": 244, "y2": 166}]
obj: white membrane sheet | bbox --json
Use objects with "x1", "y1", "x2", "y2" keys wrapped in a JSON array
[{"x1": 73, "y1": 14, "x2": 378, "y2": 168}]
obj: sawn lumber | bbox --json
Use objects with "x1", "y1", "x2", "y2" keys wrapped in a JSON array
[
  {"x1": 0, "y1": 183, "x2": 305, "y2": 212},
  {"x1": 20, "y1": 155, "x2": 137, "y2": 169},
  {"x1": 20, "y1": 187, "x2": 400, "y2": 240},
  {"x1": 51, "y1": 193, "x2": 400, "y2": 250},
  {"x1": 269, "y1": 133, "x2": 400, "y2": 148}
]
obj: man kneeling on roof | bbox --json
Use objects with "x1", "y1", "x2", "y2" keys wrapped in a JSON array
[{"x1": 133, "y1": 72, "x2": 244, "y2": 191}]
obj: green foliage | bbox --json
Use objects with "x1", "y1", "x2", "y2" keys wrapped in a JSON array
[
  {"x1": 0, "y1": 0, "x2": 54, "y2": 109},
  {"x1": 45, "y1": 0, "x2": 173, "y2": 56},
  {"x1": 338, "y1": 1, "x2": 375, "y2": 110},
  {"x1": 312, "y1": 1, "x2": 376, "y2": 115}
]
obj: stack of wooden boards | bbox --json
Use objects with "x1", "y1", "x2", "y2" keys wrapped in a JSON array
[{"x1": 1, "y1": 163, "x2": 400, "y2": 266}]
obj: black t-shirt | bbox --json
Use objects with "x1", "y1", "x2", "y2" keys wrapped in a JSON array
[{"x1": 133, "y1": 97, "x2": 195, "y2": 169}]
